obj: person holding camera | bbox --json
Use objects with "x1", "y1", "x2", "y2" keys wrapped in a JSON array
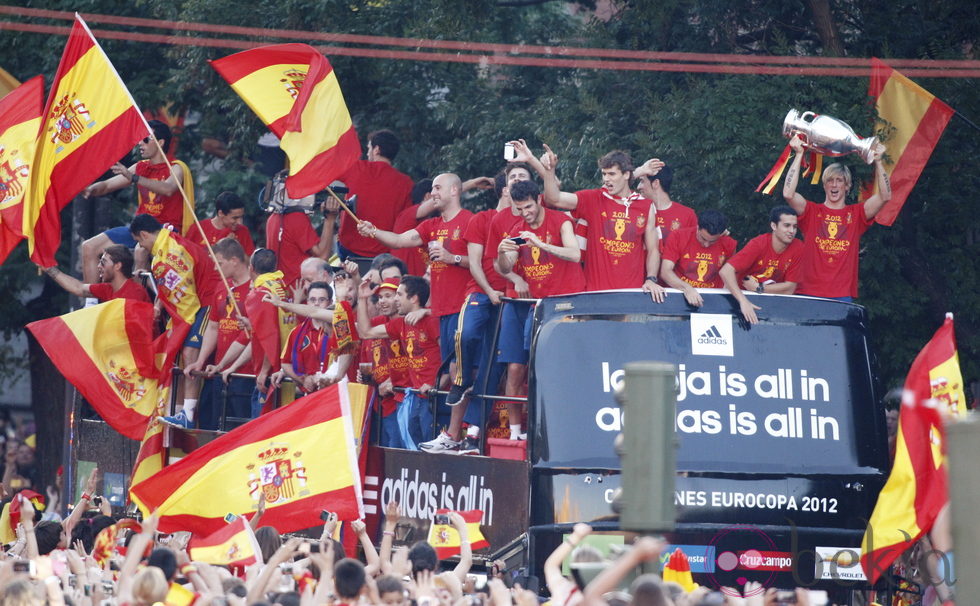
[
  {"x1": 509, "y1": 140, "x2": 665, "y2": 303},
  {"x1": 494, "y1": 180, "x2": 585, "y2": 442}
]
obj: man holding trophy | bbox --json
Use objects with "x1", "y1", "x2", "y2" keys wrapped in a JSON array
[{"x1": 782, "y1": 117, "x2": 891, "y2": 301}]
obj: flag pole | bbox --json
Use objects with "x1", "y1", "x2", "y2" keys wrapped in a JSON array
[
  {"x1": 953, "y1": 110, "x2": 980, "y2": 133},
  {"x1": 74, "y1": 14, "x2": 249, "y2": 334}
]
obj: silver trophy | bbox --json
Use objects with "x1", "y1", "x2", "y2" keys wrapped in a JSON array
[{"x1": 782, "y1": 109, "x2": 876, "y2": 164}]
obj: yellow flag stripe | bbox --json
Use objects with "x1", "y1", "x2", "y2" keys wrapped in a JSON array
[
  {"x1": 28, "y1": 44, "x2": 134, "y2": 233},
  {"x1": 876, "y1": 74, "x2": 934, "y2": 168},
  {"x1": 190, "y1": 540, "x2": 255, "y2": 565},
  {"x1": 158, "y1": 418, "x2": 352, "y2": 517},
  {"x1": 861, "y1": 427, "x2": 922, "y2": 554},
  {"x1": 230, "y1": 63, "x2": 307, "y2": 127},
  {"x1": 66, "y1": 303, "x2": 161, "y2": 417},
  {"x1": 0, "y1": 116, "x2": 40, "y2": 212},
  {"x1": 280, "y1": 70, "x2": 353, "y2": 172}
]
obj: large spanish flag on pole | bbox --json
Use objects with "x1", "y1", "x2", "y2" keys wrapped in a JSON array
[
  {"x1": 26, "y1": 299, "x2": 165, "y2": 441},
  {"x1": 210, "y1": 44, "x2": 361, "y2": 198},
  {"x1": 130, "y1": 383, "x2": 363, "y2": 535},
  {"x1": 860, "y1": 314, "x2": 964, "y2": 584},
  {"x1": 26, "y1": 14, "x2": 146, "y2": 266},
  {"x1": 868, "y1": 58, "x2": 954, "y2": 226},
  {"x1": 0, "y1": 75, "x2": 44, "y2": 264}
]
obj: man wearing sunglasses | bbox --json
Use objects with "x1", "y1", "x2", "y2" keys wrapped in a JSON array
[{"x1": 79, "y1": 120, "x2": 190, "y2": 285}]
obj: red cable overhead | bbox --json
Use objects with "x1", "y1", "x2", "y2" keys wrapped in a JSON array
[{"x1": 1, "y1": 6, "x2": 979, "y2": 78}]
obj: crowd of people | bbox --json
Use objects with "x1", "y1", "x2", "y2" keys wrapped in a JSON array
[
  {"x1": 37, "y1": 119, "x2": 893, "y2": 455},
  {"x1": 0, "y1": 465, "x2": 828, "y2": 606}
]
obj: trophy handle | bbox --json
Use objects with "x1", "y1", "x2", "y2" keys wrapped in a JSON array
[{"x1": 800, "y1": 111, "x2": 816, "y2": 121}]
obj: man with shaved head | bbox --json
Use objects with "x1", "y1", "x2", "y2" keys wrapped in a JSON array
[{"x1": 358, "y1": 173, "x2": 473, "y2": 445}]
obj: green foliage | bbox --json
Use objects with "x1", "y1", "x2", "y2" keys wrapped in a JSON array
[{"x1": 0, "y1": 0, "x2": 978, "y2": 396}]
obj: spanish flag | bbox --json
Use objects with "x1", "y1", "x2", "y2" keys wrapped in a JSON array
[
  {"x1": 26, "y1": 15, "x2": 145, "y2": 267},
  {"x1": 868, "y1": 58, "x2": 954, "y2": 226},
  {"x1": 130, "y1": 383, "x2": 362, "y2": 535},
  {"x1": 151, "y1": 229, "x2": 207, "y2": 325},
  {"x1": 91, "y1": 518, "x2": 142, "y2": 567},
  {"x1": 210, "y1": 44, "x2": 360, "y2": 198},
  {"x1": 860, "y1": 314, "x2": 964, "y2": 584},
  {"x1": 188, "y1": 516, "x2": 261, "y2": 567},
  {"x1": 661, "y1": 549, "x2": 697, "y2": 593},
  {"x1": 131, "y1": 415, "x2": 166, "y2": 489},
  {"x1": 0, "y1": 76, "x2": 43, "y2": 264},
  {"x1": 26, "y1": 300, "x2": 164, "y2": 441},
  {"x1": 426, "y1": 510, "x2": 489, "y2": 559}
]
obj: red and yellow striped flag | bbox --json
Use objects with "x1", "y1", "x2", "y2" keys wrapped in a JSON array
[
  {"x1": 130, "y1": 384, "x2": 362, "y2": 535},
  {"x1": 0, "y1": 75, "x2": 43, "y2": 264},
  {"x1": 26, "y1": 299, "x2": 164, "y2": 441},
  {"x1": 868, "y1": 58, "x2": 954, "y2": 226},
  {"x1": 210, "y1": 44, "x2": 360, "y2": 198},
  {"x1": 426, "y1": 510, "x2": 489, "y2": 559},
  {"x1": 26, "y1": 15, "x2": 146, "y2": 266},
  {"x1": 860, "y1": 314, "x2": 964, "y2": 584},
  {"x1": 0, "y1": 66, "x2": 20, "y2": 98},
  {"x1": 188, "y1": 516, "x2": 261, "y2": 567}
]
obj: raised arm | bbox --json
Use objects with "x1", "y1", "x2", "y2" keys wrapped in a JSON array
[
  {"x1": 544, "y1": 523, "x2": 592, "y2": 596},
  {"x1": 450, "y1": 512, "x2": 472, "y2": 581},
  {"x1": 862, "y1": 143, "x2": 892, "y2": 220},
  {"x1": 263, "y1": 290, "x2": 333, "y2": 322},
  {"x1": 355, "y1": 279, "x2": 390, "y2": 339},
  {"x1": 41, "y1": 266, "x2": 91, "y2": 297},
  {"x1": 782, "y1": 136, "x2": 807, "y2": 214},
  {"x1": 357, "y1": 222, "x2": 424, "y2": 249},
  {"x1": 511, "y1": 140, "x2": 578, "y2": 210},
  {"x1": 581, "y1": 537, "x2": 664, "y2": 606}
]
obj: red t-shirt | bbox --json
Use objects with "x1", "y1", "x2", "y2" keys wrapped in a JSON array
[
  {"x1": 511, "y1": 208, "x2": 586, "y2": 298},
  {"x1": 463, "y1": 208, "x2": 509, "y2": 296},
  {"x1": 135, "y1": 161, "x2": 184, "y2": 231},
  {"x1": 416, "y1": 210, "x2": 473, "y2": 317},
  {"x1": 385, "y1": 315, "x2": 441, "y2": 392},
  {"x1": 88, "y1": 279, "x2": 150, "y2": 303},
  {"x1": 573, "y1": 189, "x2": 653, "y2": 291},
  {"x1": 337, "y1": 160, "x2": 414, "y2": 257},
  {"x1": 186, "y1": 219, "x2": 255, "y2": 256},
  {"x1": 281, "y1": 318, "x2": 331, "y2": 376},
  {"x1": 797, "y1": 200, "x2": 871, "y2": 298},
  {"x1": 486, "y1": 209, "x2": 523, "y2": 297},
  {"x1": 391, "y1": 205, "x2": 429, "y2": 277},
  {"x1": 654, "y1": 200, "x2": 698, "y2": 247},
  {"x1": 208, "y1": 280, "x2": 250, "y2": 363},
  {"x1": 662, "y1": 227, "x2": 736, "y2": 289},
  {"x1": 361, "y1": 316, "x2": 397, "y2": 416},
  {"x1": 265, "y1": 211, "x2": 319, "y2": 286},
  {"x1": 727, "y1": 234, "x2": 804, "y2": 285}
]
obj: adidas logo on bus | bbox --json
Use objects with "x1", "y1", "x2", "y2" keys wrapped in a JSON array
[{"x1": 698, "y1": 326, "x2": 727, "y2": 345}]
